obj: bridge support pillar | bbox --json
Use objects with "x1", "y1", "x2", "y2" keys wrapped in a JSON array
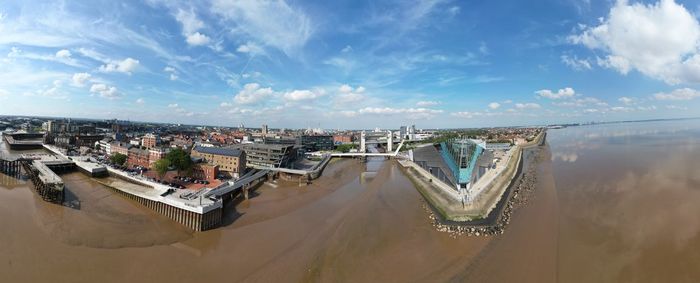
[
  {"x1": 360, "y1": 131, "x2": 366, "y2": 153},
  {"x1": 387, "y1": 130, "x2": 393, "y2": 152}
]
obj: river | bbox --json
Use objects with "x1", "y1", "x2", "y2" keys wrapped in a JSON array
[{"x1": 1, "y1": 119, "x2": 699, "y2": 282}]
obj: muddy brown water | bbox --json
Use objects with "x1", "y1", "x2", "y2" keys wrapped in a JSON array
[{"x1": 1, "y1": 119, "x2": 699, "y2": 282}]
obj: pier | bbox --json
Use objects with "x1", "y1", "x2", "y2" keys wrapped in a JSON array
[
  {"x1": 3, "y1": 133, "x2": 44, "y2": 150},
  {"x1": 23, "y1": 160, "x2": 65, "y2": 203},
  {"x1": 0, "y1": 154, "x2": 65, "y2": 204},
  {"x1": 0, "y1": 158, "x2": 23, "y2": 178}
]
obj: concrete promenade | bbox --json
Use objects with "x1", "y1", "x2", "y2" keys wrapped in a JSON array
[{"x1": 43, "y1": 144, "x2": 224, "y2": 230}]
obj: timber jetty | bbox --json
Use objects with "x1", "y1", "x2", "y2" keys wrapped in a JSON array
[{"x1": 0, "y1": 156, "x2": 65, "y2": 203}]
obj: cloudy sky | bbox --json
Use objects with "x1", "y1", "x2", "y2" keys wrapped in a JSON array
[{"x1": 1, "y1": 0, "x2": 700, "y2": 129}]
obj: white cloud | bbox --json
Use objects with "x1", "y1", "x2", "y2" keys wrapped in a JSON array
[
  {"x1": 236, "y1": 42, "x2": 264, "y2": 55},
  {"x1": 35, "y1": 80, "x2": 66, "y2": 98},
  {"x1": 653, "y1": 88, "x2": 700, "y2": 100},
  {"x1": 611, "y1": 106, "x2": 633, "y2": 112},
  {"x1": 570, "y1": 0, "x2": 700, "y2": 84},
  {"x1": 71, "y1": 72, "x2": 91, "y2": 87},
  {"x1": 220, "y1": 102, "x2": 232, "y2": 107},
  {"x1": 89, "y1": 83, "x2": 120, "y2": 99},
  {"x1": 561, "y1": 55, "x2": 592, "y2": 71},
  {"x1": 515, "y1": 103, "x2": 541, "y2": 109},
  {"x1": 357, "y1": 107, "x2": 443, "y2": 119},
  {"x1": 135, "y1": 98, "x2": 145, "y2": 105},
  {"x1": 358, "y1": 107, "x2": 442, "y2": 114},
  {"x1": 77, "y1": 48, "x2": 110, "y2": 63},
  {"x1": 175, "y1": 8, "x2": 204, "y2": 35},
  {"x1": 173, "y1": 8, "x2": 212, "y2": 47},
  {"x1": 451, "y1": 111, "x2": 478, "y2": 118},
  {"x1": 335, "y1": 110, "x2": 358, "y2": 117},
  {"x1": 341, "y1": 45, "x2": 353, "y2": 53},
  {"x1": 7, "y1": 46, "x2": 81, "y2": 67},
  {"x1": 99, "y1": 57, "x2": 140, "y2": 74},
  {"x1": 186, "y1": 32, "x2": 211, "y2": 46},
  {"x1": 666, "y1": 105, "x2": 688, "y2": 110},
  {"x1": 536, "y1": 87, "x2": 576, "y2": 99},
  {"x1": 452, "y1": 110, "x2": 509, "y2": 118},
  {"x1": 211, "y1": 0, "x2": 313, "y2": 54},
  {"x1": 488, "y1": 102, "x2": 501, "y2": 109},
  {"x1": 553, "y1": 97, "x2": 608, "y2": 108},
  {"x1": 618, "y1": 97, "x2": 636, "y2": 105},
  {"x1": 323, "y1": 57, "x2": 355, "y2": 71},
  {"x1": 234, "y1": 83, "x2": 274, "y2": 104},
  {"x1": 168, "y1": 103, "x2": 179, "y2": 108},
  {"x1": 283, "y1": 89, "x2": 325, "y2": 101},
  {"x1": 163, "y1": 66, "x2": 178, "y2": 80},
  {"x1": 339, "y1": 84, "x2": 353, "y2": 94},
  {"x1": 417, "y1": 100, "x2": 440, "y2": 107},
  {"x1": 335, "y1": 84, "x2": 366, "y2": 104},
  {"x1": 55, "y1": 49, "x2": 71, "y2": 59},
  {"x1": 241, "y1": 71, "x2": 262, "y2": 79},
  {"x1": 478, "y1": 42, "x2": 488, "y2": 55},
  {"x1": 448, "y1": 6, "x2": 461, "y2": 16}
]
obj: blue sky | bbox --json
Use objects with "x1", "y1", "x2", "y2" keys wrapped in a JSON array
[{"x1": 1, "y1": 0, "x2": 700, "y2": 129}]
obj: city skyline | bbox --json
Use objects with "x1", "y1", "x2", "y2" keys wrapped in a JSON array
[{"x1": 2, "y1": 0, "x2": 700, "y2": 128}]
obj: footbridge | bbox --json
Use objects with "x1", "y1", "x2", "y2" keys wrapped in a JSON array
[
  {"x1": 331, "y1": 140, "x2": 405, "y2": 157},
  {"x1": 204, "y1": 169, "x2": 271, "y2": 200},
  {"x1": 248, "y1": 154, "x2": 333, "y2": 180}
]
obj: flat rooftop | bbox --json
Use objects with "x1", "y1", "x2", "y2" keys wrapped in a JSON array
[{"x1": 193, "y1": 146, "x2": 243, "y2": 157}]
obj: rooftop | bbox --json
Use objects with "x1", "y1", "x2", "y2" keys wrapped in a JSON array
[{"x1": 193, "y1": 146, "x2": 243, "y2": 157}]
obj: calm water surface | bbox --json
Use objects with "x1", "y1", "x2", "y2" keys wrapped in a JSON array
[{"x1": 549, "y1": 119, "x2": 700, "y2": 282}]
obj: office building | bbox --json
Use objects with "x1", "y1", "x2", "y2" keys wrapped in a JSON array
[
  {"x1": 191, "y1": 146, "x2": 247, "y2": 178},
  {"x1": 298, "y1": 135, "x2": 334, "y2": 151},
  {"x1": 231, "y1": 143, "x2": 296, "y2": 168}
]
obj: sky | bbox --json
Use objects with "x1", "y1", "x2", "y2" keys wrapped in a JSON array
[{"x1": 1, "y1": 0, "x2": 700, "y2": 129}]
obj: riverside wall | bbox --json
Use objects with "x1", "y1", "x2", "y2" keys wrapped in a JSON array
[{"x1": 400, "y1": 130, "x2": 547, "y2": 232}]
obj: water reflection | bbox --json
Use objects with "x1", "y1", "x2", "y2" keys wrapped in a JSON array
[{"x1": 549, "y1": 119, "x2": 700, "y2": 282}]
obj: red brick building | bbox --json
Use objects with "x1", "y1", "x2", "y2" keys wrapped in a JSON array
[
  {"x1": 110, "y1": 142, "x2": 131, "y2": 156},
  {"x1": 127, "y1": 148, "x2": 150, "y2": 168},
  {"x1": 148, "y1": 148, "x2": 167, "y2": 168},
  {"x1": 142, "y1": 133, "x2": 159, "y2": 149},
  {"x1": 193, "y1": 163, "x2": 219, "y2": 181},
  {"x1": 333, "y1": 134, "x2": 353, "y2": 144}
]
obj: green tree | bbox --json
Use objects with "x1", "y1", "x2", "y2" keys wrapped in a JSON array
[
  {"x1": 335, "y1": 143, "x2": 357, "y2": 153},
  {"x1": 110, "y1": 153, "x2": 128, "y2": 166},
  {"x1": 166, "y1": 148, "x2": 193, "y2": 176},
  {"x1": 153, "y1": 158, "x2": 170, "y2": 179}
]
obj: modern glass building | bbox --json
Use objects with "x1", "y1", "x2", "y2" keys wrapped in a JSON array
[{"x1": 439, "y1": 138, "x2": 486, "y2": 190}]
